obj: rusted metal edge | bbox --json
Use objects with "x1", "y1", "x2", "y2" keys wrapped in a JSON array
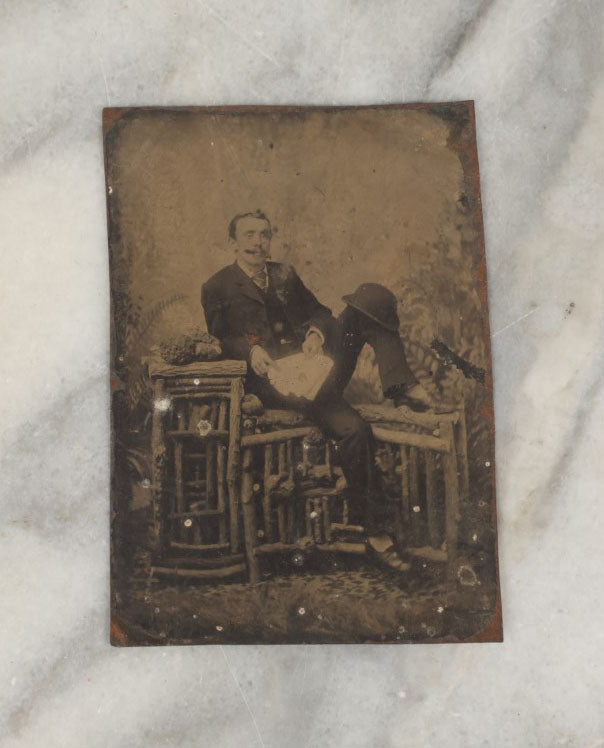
[{"x1": 102, "y1": 101, "x2": 476, "y2": 135}]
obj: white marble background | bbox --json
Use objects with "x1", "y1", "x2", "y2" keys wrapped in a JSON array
[{"x1": 1, "y1": 1, "x2": 603, "y2": 746}]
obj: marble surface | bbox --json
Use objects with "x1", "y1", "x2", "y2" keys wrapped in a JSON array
[{"x1": 1, "y1": 1, "x2": 604, "y2": 745}]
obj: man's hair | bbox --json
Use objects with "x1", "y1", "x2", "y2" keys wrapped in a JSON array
[{"x1": 228, "y1": 210, "x2": 271, "y2": 240}]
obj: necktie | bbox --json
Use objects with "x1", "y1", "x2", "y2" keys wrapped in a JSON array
[{"x1": 252, "y1": 269, "x2": 268, "y2": 291}]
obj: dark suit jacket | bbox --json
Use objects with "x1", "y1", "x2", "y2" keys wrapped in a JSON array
[{"x1": 201, "y1": 261, "x2": 333, "y2": 361}]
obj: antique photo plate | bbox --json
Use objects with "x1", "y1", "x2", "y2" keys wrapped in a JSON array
[{"x1": 105, "y1": 103, "x2": 501, "y2": 645}]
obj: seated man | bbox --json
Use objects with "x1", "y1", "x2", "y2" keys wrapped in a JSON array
[{"x1": 201, "y1": 210, "x2": 432, "y2": 570}]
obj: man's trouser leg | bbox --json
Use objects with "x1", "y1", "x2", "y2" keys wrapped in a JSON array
[
  {"x1": 328, "y1": 306, "x2": 417, "y2": 398},
  {"x1": 245, "y1": 377, "x2": 385, "y2": 533},
  {"x1": 307, "y1": 395, "x2": 388, "y2": 535},
  {"x1": 315, "y1": 307, "x2": 419, "y2": 534}
]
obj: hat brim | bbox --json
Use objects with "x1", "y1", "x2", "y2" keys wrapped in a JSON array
[{"x1": 342, "y1": 295, "x2": 400, "y2": 333}]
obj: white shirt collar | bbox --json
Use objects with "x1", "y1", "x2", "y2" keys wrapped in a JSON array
[{"x1": 237, "y1": 259, "x2": 267, "y2": 278}]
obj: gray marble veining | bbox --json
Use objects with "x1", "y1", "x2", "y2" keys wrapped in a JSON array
[{"x1": 1, "y1": 0, "x2": 604, "y2": 745}]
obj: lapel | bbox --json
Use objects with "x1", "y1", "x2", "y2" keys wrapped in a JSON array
[
  {"x1": 267, "y1": 262, "x2": 297, "y2": 329},
  {"x1": 266, "y1": 262, "x2": 288, "y2": 303},
  {"x1": 230, "y1": 262, "x2": 265, "y2": 305}
]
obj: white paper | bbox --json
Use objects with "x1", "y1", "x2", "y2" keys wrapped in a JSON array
[{"x1": 267, "y1": 353, "x2": 334, "y2": 400}]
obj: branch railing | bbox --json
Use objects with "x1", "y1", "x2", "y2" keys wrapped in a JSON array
[{"x1": 148, "y1": 356, "x2": 467, "y2": 582}]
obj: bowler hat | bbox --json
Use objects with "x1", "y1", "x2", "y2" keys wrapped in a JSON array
[{"x1": 342, "y1": 283, "x2": 400, "y2": 332}]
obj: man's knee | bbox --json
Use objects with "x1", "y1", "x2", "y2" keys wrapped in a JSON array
[
  {"x1": 310, "y1": 399, "x2": 372, "y2": 446},
  {"x1": 339, "y1": 412, "x2": 372, "y2": 446}
]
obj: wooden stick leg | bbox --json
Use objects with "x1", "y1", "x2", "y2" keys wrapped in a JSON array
[
  {"x1": 305, "y1": 498, "x2": 312, "y2": 537},
  {"x1": 277, "y1": 443, "x2": 287, "y2": 541},
  {"x1": 312, "y1": 498, "x2": 322, "y2": 543},
  {"x1": 409, "y1": 446, "x2": 419, "y2": 546},
  {"x1": 322, "y1": 496, "x2": 331, "y2": 541},
  {"x1": 277, "y1": 503, "x2": 286, "y2": 543},
  {"x1": 387, "y1": 443, "x2": 404, "y2": 548},
  {"x1": 425, "y1": 450, "x2": 438, "y2": 548},
  {"x1": 286, "y1": 501, "x2": 294, "y2": 544},
  {"x1": 456, "y1": 404, "x2": 470, "y2": 502},
  {"x1": 192, "y1": 517, "x2": 202, "y2": 544},
  {"x1": 217, "y1": 400, "x2": 228, "y2": 543},
  {"x1": 263, "y1": 445, "x2": 273, "y2": 543},
  {"x1": 151, "y1": 378, "x2": 169, "y2": 555},
  {"x1": 174, "y1": 440, "x2": 184, "y2": 543},
  {"x1": 226, "y1": 378, "x2": 243, "y2": 554},
  {"x1": 241, "y1": 447, "x2": 260, "y2": 584},
  {"x1": 399, "y1": 446, "x2": 410, "y2": 550},
  {"x1": 441, "y1": 422, "x2": 460, "y2": 582}
]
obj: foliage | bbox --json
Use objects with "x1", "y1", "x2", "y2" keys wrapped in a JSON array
[
  {"x1": 159, "y1": 330, "x2": 222, "y2": 365},
  {"x1": 115, "y1": 290, "x2": 188, "y2": 422},
  {"x1": 345, "y1": 196, "x2": 492, "y2": 506}
]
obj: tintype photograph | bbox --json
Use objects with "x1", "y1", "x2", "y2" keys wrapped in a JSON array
[{"x1": 105, "y1": 103, "x2": 501, "y2": 645}]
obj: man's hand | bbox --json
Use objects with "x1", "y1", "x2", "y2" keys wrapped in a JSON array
[
  {"x1": 250, "y1": 345, "x2": 273, "y2": 376},
  {"x1": 302, "y1": 331, "x2": 324, "y2": 358}
]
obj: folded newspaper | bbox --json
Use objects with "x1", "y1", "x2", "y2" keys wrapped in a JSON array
[{"x1": 267, "y1": 353, "x2": 334, "y2": 401}]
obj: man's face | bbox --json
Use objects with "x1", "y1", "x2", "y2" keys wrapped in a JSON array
[{"x1": 232, "y1": 216, "x2": 272, "y2": 269}]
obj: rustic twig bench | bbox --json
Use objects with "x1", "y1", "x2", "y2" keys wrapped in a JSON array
[{"x1": 147, "y1": 358, "x2": 468, "y2": 583}]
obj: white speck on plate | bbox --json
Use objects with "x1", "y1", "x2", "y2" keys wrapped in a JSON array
[
  {"x1": 154, "y1": 397, "x2": 172, "y2": 412},
  {"x1": 412, "y1": 505, "x2": 421, "y2": 513},
  {"x1": 298, "y1": 607, "x2": 306, "y2": 616},
  {"x1": 197, "y1": 419, "x2": 212, "y2": 436},
  {"x1": 292, "y1": 552, "x2": 304, "y2": 566}
]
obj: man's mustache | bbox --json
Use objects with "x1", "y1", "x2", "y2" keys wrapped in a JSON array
[{"x1": 243, "y1": 249, "x2": 269, "y2": 256}]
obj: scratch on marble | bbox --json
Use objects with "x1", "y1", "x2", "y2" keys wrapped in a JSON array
[
  {"x1": 426, "y1": 0, "x2": 497, "y2": 89},
  {"x1": 98, "y1": 54, "x2": 110, "y2": 106},
  {"x1": 518, "y1": 350, "x2": 604, "y2": 533},
  {"x1": 332, "y1": 0, "x2": 352, "y2": 94},
  {"x1": 200, "y1": 2, "x2": 282, "y2": 69},
  {"x1": 6, "y1": 617, "x2": 99, "y2": 738},
  {"x1": 491, "y1": 307, "x2": 539, "y2": 338},
  {"x1": 220, "y1": 646, "x2": 267, "y2": 748}
]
